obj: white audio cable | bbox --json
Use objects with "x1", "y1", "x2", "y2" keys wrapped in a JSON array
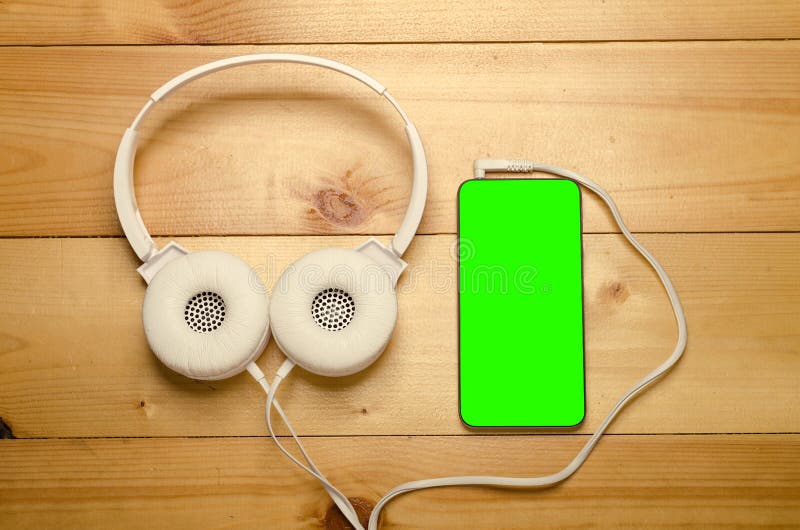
[
  {"x1": 364, "y1": 160, "x2": 688, "y2": 529},
  {"x1": 248, "y1": 362, "x2": 363, "y2": 527}
]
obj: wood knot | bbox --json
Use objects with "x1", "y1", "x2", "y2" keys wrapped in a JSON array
[
  {"x1": 313, "y1": 188, "x2": 366, "y2": 227},
  {"x1": 324, "y1": 497, "x2": 374, "y2": 530},
  {"x1": 602, "y1": 281, "x2": 629, "y2": 304},
  {"x1": 0, "y1": 417, "x2": 15, "y2": 439},
  {"x1": 136, "y1": 399, "x2": 156, "y2": 418}
]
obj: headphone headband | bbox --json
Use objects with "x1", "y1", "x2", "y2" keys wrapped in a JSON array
[{"x1": 114, "y1": 53, "x2": 428, "y2": 262}]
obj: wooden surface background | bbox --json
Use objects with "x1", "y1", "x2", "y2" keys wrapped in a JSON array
[{"x1": 1, "y1": 2, "x2": 799, "y2": 528}]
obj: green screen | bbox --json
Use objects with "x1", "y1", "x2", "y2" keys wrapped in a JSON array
[{"x1": 458, "y1": 178, "x2": 585, "y2": 427}]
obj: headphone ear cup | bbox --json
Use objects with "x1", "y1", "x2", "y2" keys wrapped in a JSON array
[
  {"x1": 142, "y1": 250, "x2": 270, "y2": 380},
  {"x1": 270, "y1": 248, "x2": 397, "y2": 377}
]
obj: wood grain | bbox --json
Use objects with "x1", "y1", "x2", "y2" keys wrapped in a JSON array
[
  {"x1": 0, "y1": 233, "x2": 796, "y2": 438},
  {"x1": 1, "y1": 3, "x2": 796, "y2": 529},
  {"x1": 1, "y1": 435, "x2": 798, "y2": 529},
  {"x1": 1, "y1": 1, "x2": 799, "y2": 45},
  {"x1": 1, "y1": 42, "x2": 799, "y2": 237}
]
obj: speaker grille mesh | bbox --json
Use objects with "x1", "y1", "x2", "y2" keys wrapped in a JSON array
[
  {"x1": 311, "y1": 288, "x2": 355, "y2": 331},
  {"x1": 184, "y1": 291, "x2": 226, "y2": 333}
]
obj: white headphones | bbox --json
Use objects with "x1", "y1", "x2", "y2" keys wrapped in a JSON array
[
  {"x1": 114, "y1": 55, "x2": 687, "y2": 530},
  {"x1": 114, "y1": 53, "x2": 427, "y2": 381}
]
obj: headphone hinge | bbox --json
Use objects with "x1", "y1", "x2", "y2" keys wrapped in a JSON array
[
  {"x1": 137, "y1": 241, "x2": 189, "y2": 284},
  {"x1": 355, "y1": 237, "x2": 407, "y2": 286}
]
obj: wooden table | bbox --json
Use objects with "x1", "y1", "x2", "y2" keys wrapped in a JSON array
[{"x1": 1, "y1": 2, "x2": 799, "y2": 528}]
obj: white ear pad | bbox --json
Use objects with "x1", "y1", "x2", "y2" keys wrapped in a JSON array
[
  {"x1": 269, "y1": 248, "x2": 398, "y2": 377},
  {"x1": 142, "y1": 250, "x2": 270, "y2": 380}
]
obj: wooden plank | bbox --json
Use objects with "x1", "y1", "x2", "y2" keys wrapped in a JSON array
[
  {"x1": 0, "y1": 233, "x2": 797, "y2": 438},
  {"x1": 1, "y1": 435, "x2": 797, "y2": 529},
  {"x1": 1, "y1": 43, "x2": 799, "y2": 237},
  {"x1": 1, "y1": 1, "x2": 799, "y2": 45}
]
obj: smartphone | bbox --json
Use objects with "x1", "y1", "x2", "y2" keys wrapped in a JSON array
[{"x1": 458, "y1": 178, "x2": 585, "y2": 427}]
